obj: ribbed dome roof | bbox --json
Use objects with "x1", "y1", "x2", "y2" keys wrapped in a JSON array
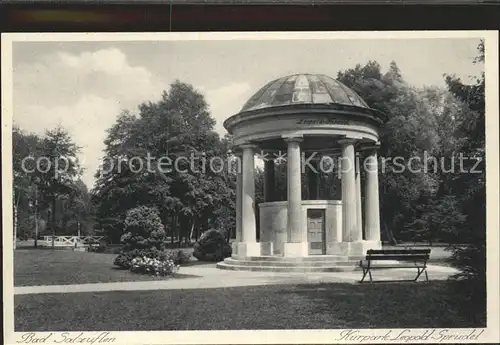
[{"x1": 241, "y1": 74, "x2": 369, "y2": 113}]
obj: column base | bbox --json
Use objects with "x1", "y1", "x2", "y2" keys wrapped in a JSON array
[
  {"x1": 284, "y1": 242, "x2": 308, "y2": 257},
  {"x1": 329, "y1": 240, "x2": 382, "y2": 258},
  {"x1": 260, "y1": 242, "x2": 274, "y2": 256},
  {"x1": 231, "y1": 242, "x2": 239, "y2": 256},
  {"x1": 232, "y1": 242, "x2": 274, "y2": 257},
  {"x1": 237, "y1": 242, "x2": 261, "y2": 257}
]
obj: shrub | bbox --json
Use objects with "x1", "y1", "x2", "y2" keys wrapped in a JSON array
[
  {"x1": 113, "y1": 206, "x2": 167, "y2": 269},
  {"x1": 113, "y1": 248, "x2": 191, "y2": 268},
  {"x1": 165, "y1": 249, "x2": 192, "y2": 265},
  {"x1": 113, "y1": 253, "x2": 131, "y2": 269},
  {"x1": 448, "y1": 241, "x2": 486, "y2": 325},
  {"x1": 193, "y1": 229, "x2": 232, "y2": 262},
  {"x1": 130, "y1": 256, "x2": 179, "y2": 276},
  {"x1": 120, "y1": 206, "x2": 166, "y2": 252},
  {"x1": 113, "y1": 247, "x2": 164, "y2": 268}
]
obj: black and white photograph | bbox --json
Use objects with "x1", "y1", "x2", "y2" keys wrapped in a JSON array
[{"x1": 2, "y1": 31, "x2": 499, "y2": 344}]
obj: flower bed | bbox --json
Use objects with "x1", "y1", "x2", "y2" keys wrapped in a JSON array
[
  {"x1": 114, "y1": 249, "x2": 191, "y2": 269},
  {"x1": 130, "y1": 256, "x2": 180, "y2": 276}
]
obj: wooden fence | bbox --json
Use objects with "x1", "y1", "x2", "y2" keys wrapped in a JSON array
[{"x1": 39, "y1": 236, "x2": 105, "y2": 248}]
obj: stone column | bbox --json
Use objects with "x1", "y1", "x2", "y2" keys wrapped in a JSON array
[
  {"x1": 355, "y1": 150, "x2": 363, "y2": 239},
  {"x1": 232, "y1": 149, "x2": 242, "y2": 256},
  {"x1": 364, "y1": 146, "x2": 382, "y2": 243},
  {"x1": 264, "y1": 157, "x2": 275, "y2": 202},
  {"x1": 284, "y1": 136, "x2": 307, "y2": 256},
  {"x1": 261, "y1": 153, "x2": 276, "y2": 255},
  {"x1": 237, "y1": 144, "x2": 261, "y2": 257},
  {"x1": 340, "y1": 139, "x2": 361, "y2": 243}
]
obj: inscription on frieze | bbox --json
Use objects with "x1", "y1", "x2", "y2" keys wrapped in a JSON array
[{"x1": 296, "y1": 118, "x2": 360, "y2": 126}]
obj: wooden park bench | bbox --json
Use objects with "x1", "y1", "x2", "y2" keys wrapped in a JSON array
[{"x1": 359, "y1": 249, "x2": 431, "y2": 283}]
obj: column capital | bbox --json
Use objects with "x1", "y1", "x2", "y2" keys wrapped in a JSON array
[
  {"x1": 283, "y1": 136, "x2": 304, "y2": 143},
  {"x1": 239, "y1": 143, "x2": 260, "y2": 151},
  {"x1": 359, "y1": 141, "x2": 381, "y2": 153}
]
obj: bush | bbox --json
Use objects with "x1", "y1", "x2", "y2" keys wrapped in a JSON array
[
  {"x1": 113, "y1": 248, "x2": 191, "y2": 268},
  {"x1": 130, "y1": 256, "x2": 179, "y2": 276},
  {"x1": 193, "y1": 229, "x2": 232, "y2": 262},
  {"x1": 113, "y1": 253, "x2": 132, "y2": 269},
  {"x1": 448, "y1": 241, "x2": 486, "y2": 325},
  {"x1": 165, "y1": 249, "x2": 192, "y2": 265},
  {"x1": 113, "y1": 206, "x2": 167, "y2": 269},
  {"x1": 113, "y1": 247, "x2": 164, "y2": 269},
  {"x1": 120, "y1": 206, "x2": 166, "y2": 252}
]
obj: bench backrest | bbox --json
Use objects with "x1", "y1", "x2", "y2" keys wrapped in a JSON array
[{"x1": 365, "y1": 249, "x2": 431, "y2": 261}]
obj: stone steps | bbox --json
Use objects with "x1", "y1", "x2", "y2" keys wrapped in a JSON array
[
  {"x1": 230, "y1": 255, "x2": 359, "y2": 262},
  {"x1": 216, "y1": 262, "x2": 360, "y2": 272},
  {"x1": 222, "y1": 257, "x2": 359, "y2": 267},
  {"x1": 216, "y1": 256, "x2": 362, "y2": 272}
]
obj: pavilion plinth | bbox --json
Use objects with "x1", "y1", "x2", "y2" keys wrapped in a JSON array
[{"x1": 218, "y1": 73, "x2": 385, "y2": 272}]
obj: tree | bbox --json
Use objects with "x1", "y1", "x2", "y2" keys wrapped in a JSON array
[
  {"x1": 443, "y1": 40, "x2": 486, "y2": 324},
  {"x1": 12, "y1": 126, "x2": 42, "y2": 245},
  {"x1": 405, "y1": 195, "x2": 467, "y2": 245},
  {"x1": 13, "y1": 125, "x2": 89, "y2": 247},
  {"x1": 59, "y1": 179, "x2": 94, "y2": 236},
  {"x1": 338, "y1": 61, "x2": 441, "y2": 244},
  {"x1": 35, "y1": 126, "x2": 82, "y2": 247},
  {"x1": 92, "y1": 81, "x2": 234, "y2": 246}
]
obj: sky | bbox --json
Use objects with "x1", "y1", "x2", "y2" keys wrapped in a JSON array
[{"x1": 12, "y1": 37, "x2": 483, "y2": 188}]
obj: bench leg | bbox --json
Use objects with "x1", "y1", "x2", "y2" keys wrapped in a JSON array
[
  {"x1": 368, "y1": 269, "x2": 373, "y2": 283},
  {"x1": 424, "y1": 269, "x2": 429, "y2": 282},
  {"x1": 414, "y1": 268, "x2": 424, "y2": 282},
  {"x1": 360, "y1": 268, "x2": 368, "y2": 283}
]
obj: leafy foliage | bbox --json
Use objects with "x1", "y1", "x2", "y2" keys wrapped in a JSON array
[
  {"x1": 338, "y1": 60, "x2": 442, "y2": 243},
  {"x1": 92, "y1": 81, "x2": 233, "y2": 245},
  {"x1": 404, "y1": 195, "x2": 467, "y2": 245},
  {"x1": 130, "y1": 256, "x2": 179, "y2": 276},
  {"x1": 12, "y1": 125, "x2": 88, "y2": 243},
  {"x1": 336, "y1": 44, "x2": 487, "y2": 323},
  {"x1": 120, "y1": 206, "x2": 166, "y2": 252},
  {"x1": 193, "y1": 229, "x2": 232, "y2": 262},
  {"x1": 442, "y1": 41, "x2": 486, "y2": 324},
  {"x1": 164, "y1": 249, "x2": 192, "y2": 265}
]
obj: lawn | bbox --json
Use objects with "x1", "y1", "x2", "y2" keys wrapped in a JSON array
[
  {"x1": 14, "y1": 249, "x2": 198, "y2": 286},
  {"x1": 15, "y1": 281, "x2": 480, "y2": 331}
]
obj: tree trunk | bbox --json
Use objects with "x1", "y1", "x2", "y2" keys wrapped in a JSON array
[
  {"x1": 170, "y1": 215, "x2": 175, "y2": 245},
  {"x1": 189, "y1": 220, "x2": 195, "y2": 245},
  {"x1": 34, "y1": 200, "x2": 38, "y2": 248},
  {"x1": 178, "y1": 216, "x2": 188, "y2": 247},
  {"x1": 51, "y1": 195, "x2": 57, "y2": 249}
]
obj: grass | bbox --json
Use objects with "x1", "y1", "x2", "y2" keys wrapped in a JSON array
[
  {"x1": 15, "y1": 281, "x2": 481, "y2": 331},
  {"x1": 14, "y1": 249, "x2": 198, "y2": 286},
  {"x1": 13, "y1": 247, "x2": 483, "y2": 331}
]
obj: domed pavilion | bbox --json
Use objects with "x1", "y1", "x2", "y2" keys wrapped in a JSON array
[{"x1": 218, "y1": 74, "x2": 386, "y2": 272}]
